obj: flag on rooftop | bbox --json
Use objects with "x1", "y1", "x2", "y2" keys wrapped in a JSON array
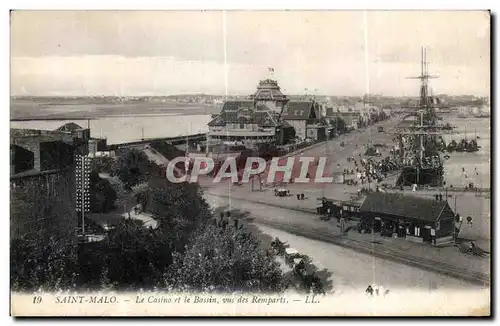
[{"x1": 268, "y1": 67, "x2": 274, "y2": 72}]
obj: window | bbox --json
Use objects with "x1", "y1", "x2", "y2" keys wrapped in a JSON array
[{"x1": 240, "y1": 123, "x2": 245, "y2": 129}]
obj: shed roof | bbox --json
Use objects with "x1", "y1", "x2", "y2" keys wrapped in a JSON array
[{"x1": 359, "y1": 192, "x2": 450, "y2": 222}]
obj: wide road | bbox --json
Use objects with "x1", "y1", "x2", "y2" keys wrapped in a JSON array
[
  {"x1": 255, "y1": 224, "x2": 481, "y2": 293},
  {"x1": 204, "y1": 193, "x2": 489, "y2": 285},
  {"x1": 207, "y1": 191, "x2": 483, "y2": 291}
]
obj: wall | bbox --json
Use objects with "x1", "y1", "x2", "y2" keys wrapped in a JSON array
[
  {"x1": 12, "y1": 137, "x2": 40, "y2": 171},
  {"x1": 286, "y1": 120, "x2": 307, "y2": 140},
  {"x1": 11, "y1": 145, "x2": 35, "y2": 174},
  {"x1": 306, "y1": 127, "x2": 318, "y2": 140},
  {"x1": 10, "y1": 169, "x2": 77, "y2": 244},
  {"x1": 40, "y1": 141, "x2": 75, "y2": 171}
]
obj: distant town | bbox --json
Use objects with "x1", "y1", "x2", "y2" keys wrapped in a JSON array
[{"x1": 11, "y1": 93, "x2": 488, "y2": 105}]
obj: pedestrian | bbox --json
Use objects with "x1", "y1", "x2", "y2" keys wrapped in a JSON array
[
  {"x1": 366, "y1": 285, "x2": 374, "y2": 296},
  {"x1": 439, "y1": 193, "x2": 443, "y2": 201},
  {"x1": 300, "y1": 193, "x2": 305, "y2": 200},
  {"x1": 435, "y1": 194, "x2": 439, "y2": 201},
  {"x1": 296, "y1": 194, "x2": 300, "y2": 200}
]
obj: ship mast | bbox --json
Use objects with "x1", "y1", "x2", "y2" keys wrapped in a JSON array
[{"x1": 395, "y1": 47, "x2": 451, "y2": 185}]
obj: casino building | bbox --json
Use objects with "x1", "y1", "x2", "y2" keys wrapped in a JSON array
[{"x1": 206, "y1": 78, "x2": 327, "y2": 152}]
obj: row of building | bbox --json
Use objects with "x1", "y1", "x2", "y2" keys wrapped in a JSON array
[{"x1": 206, "y1": 78, "x2": 388, "y2": 152}]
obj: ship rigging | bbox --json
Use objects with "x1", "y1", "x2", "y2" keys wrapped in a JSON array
[{"x1": 395, "y1": 47, "x2": 453, "y2": 186}]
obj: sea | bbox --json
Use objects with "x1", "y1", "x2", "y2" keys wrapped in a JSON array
[
  {"x1": 9, "y1": 113, "x2": 491, "y2": 189},
  {"x1": 10, "y1": 114, "x2": 212, "y2": 145},
  {"x1": 441, "y1": 116, "x2": 491, "y2": 189}
]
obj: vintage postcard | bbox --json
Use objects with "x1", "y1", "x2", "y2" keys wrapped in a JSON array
[{"x1": 9, "y1": 10, "x2": 491, "y2": 316}]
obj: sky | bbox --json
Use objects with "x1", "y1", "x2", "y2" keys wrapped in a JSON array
[{"x1": 10, "y1": 10, "x2": 490, "y2": 97}]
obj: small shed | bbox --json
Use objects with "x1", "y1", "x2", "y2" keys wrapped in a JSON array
[{"x1": 359, "y1": 192, "x2": 455, "y2": 245}]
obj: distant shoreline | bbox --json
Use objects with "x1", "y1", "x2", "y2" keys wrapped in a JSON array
[
  {"x1": 10, "y1": 99, "x2": 221, "y2": 121},
  {"x1": 9, "y1": 112, "x2": 204, "y2": 122}
]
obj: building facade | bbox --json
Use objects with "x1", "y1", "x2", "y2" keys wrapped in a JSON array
[
  {"x1": 207, "y1": 100, "x2": 283, "y2": 148},
  {"x1": 207, "y1": 78, "x2": 330, "y2": 152},
  {"x1": 10, "y1": 123, "x2": 91, "y2": 176},
  {"x1": 249, "y1": 79, "x2": 288, "y2": 114},
  {"x1": 281, "y1": 101, "x2": 326, "y2": 141},
  {"x1": 359, "y1": 192, "x2": 455, "y2": 246}
]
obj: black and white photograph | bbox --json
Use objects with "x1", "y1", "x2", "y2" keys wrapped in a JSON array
[{"x1": 8, "y1": 9, "x2": 491, "y2": 316}]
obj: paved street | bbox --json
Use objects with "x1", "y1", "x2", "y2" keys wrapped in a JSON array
[{"x1": 204, "y1": 193, "x2": 490, "y2": 281}]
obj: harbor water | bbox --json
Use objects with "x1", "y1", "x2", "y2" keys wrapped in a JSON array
[
  {"x1": 10, "y1": 114, "x2": 212, "y2": 145},
  {"x1": 442, "y1": 117, "x2": 491, "y2": 189}
]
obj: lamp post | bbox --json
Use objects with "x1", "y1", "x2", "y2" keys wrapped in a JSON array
[{"x1": 76, "y1": 154, "x2": 92, "y2": 237}]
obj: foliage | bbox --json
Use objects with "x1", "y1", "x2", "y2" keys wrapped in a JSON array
[
  {"x1": 11, "y1": 238, "x2": 78, "y2": 292},
  {"x1": 92, "y1": 156, "x2": 114, "y2": 174},
  {"x1": 111, "y1": 148, "x2": 157, "y2": 189},
  {"x1": 90, "y1": 171, "x2": 117, "y2": 213},
  {"x1": 10, "y1": 171, "x2": 78, "y2": 292},
  {"x1": 101, "y1": 219, "x2": 170, "y2": 290},
  {"x1": 147, "y1": 180, "x2": 212, "y2": 253},
  {"x1": 12, "y1": 153, "x2": 286, "y2": 293},
  {"x1": 168, "y1": 218, "x2": 284, "y2": 293}
]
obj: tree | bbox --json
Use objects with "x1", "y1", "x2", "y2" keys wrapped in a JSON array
[
  {"x1": 90, "y1": 171, "x2": 117, "y2": 213},
  {"x1": 147, "y1": 179, "x2": 212, "y2": 253},
  {"x1": 92, "y1": 156, "x2": 114, "y2": 174},
  {"x1": 11, "y1": 237, "x2": 78, "y2": 292},
  {"x1": 108, "y1": 176, "x2": 133, "y2": 219},
  {"x1": 111, "y1": 148, "x2": 157, "y2": 189},
  {"x1": 102, "y1": 219, "x2": 169, "y2": 290},
  {"x1": 168, "y1": 219, "x2": 284, "y2": 293},
  {"x1": 10, "y1": 172, "x2": 78, "y2": 292}
]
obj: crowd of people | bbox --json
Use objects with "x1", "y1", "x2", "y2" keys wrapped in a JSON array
[{"x1": 341, "y1": 152, "x2": 400, "y2": 188}]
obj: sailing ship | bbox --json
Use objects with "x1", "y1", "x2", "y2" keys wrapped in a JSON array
[
  {"x1": 396, "y1": 48, "x2": 448, "y2": 187},
  {"x1": 455, "y1": 126, "x2": 480, "y2": 153}
]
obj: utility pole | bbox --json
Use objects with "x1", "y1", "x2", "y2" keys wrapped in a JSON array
[{"x1": 76, "y1": 153, "x2": 92, "y2": 239}]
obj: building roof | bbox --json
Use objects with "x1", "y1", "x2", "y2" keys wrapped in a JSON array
[
  {"x1": 208, "y1": 100, "x2": 280, "y2": 127},
  {"x1": 359, "y1": 192, "x2": 450, "y2": 222},
  {"x1": 281, "y1": 101, "x2": 318, "y2": 120},
  {"x1": 250, "y1": 79, "x2": 287, "y2": 101},
  {"x1": 55, "y1": 122, "x2": 84, "y2": 132}
]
